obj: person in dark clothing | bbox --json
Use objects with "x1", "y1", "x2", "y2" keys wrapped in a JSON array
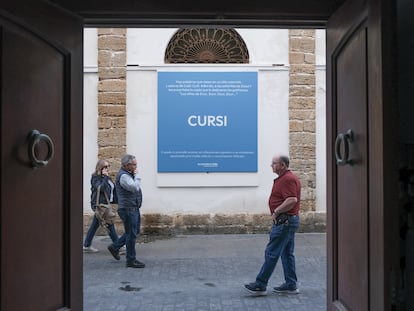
[
  {"x1": 83, "y1": 159, "x2": 118, "y2": 252},
  {"x1": 107, "y1": 154, "x2": 145, "y2": 268}
]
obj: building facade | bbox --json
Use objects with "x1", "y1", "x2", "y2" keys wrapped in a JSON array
[{"x1": 83, "y1": 28, "x2": 326, "y2": 234}]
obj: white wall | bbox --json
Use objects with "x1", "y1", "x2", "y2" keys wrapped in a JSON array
[
  {"x1": 83, "y1": 28, "x2": 326, "y2": 216},
  {"x1": 315, "y1": 29, "x2": 327, "y2": 212},
  {"x1": 83, "y1": 28, "x2": 99, "y2": 214},
  {"x1": 237, "y1": 29, "x2": 289, "y2": 65}
]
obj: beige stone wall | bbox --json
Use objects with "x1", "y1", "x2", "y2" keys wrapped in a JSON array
[
  {"x1": 84, "y1": 28, "x2": 325, "y2": 236},
  {"x1": 97, "y1": 28, "x2": 127, "y2": 173},
  {"x1": 288, "y1": 29, "x2": 316, "y2": 213}
]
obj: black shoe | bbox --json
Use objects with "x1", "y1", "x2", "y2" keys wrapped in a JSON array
[
  {"x1": 107, "y1": 244, "x2": 120, "y2": 260},
  {"x1": 126, "y1": 259, "x2": 145, "y2": 268},
  {"x1": 273, "y1": 283, "x2": 300, "y2": 294},
  {"x1": 244, "y1": 282, "x2": 267, "y2": 296}
]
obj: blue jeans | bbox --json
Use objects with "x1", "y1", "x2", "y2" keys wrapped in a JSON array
[
  {"x1": 112, "y1": 207, "x2": 141, "y2": 263},
  {"x1": 84, "y1": 215, "x2": 118, "y2": 247},
  {"x1": 255, "y1": 215, "x2": 300, "y2": 288}
]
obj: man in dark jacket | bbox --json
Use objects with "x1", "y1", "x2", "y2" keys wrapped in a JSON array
[{"x1": 108, "y1": 154, "x2": 145, "y2": 268}]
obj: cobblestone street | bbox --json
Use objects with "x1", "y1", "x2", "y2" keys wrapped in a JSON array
[{"x1": 84, "y1": 233, "x2": 326, "y2": 311}]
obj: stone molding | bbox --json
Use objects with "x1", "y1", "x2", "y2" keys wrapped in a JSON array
[{"x1": 83, "y1": 211, "x2": 326, "y2": 236}]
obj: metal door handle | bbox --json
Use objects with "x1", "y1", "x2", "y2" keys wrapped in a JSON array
[
  {"x1": 335, "y1": 129, "x2": 353, "y2": 166},
  {"x1": 28, "y1": 130, "x2": 54, "y2": 168}
]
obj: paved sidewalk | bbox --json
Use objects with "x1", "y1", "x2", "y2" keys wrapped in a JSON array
[{"x1": 83, "y1": 233, "x2": 326, "y2": 311}]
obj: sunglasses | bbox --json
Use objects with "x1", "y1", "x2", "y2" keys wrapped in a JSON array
[{"x1": 103, "y1": 165, "x2": 110, "y2": 169}]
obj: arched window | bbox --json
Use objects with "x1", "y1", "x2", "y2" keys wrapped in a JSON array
[{"x1": 164, "y1": 28, "x2": 249, "y2": 63}]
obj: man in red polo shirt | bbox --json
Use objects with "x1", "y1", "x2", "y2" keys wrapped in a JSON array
[{"x1": 245, "y1": 154, "x2": 301, "y2": 296}]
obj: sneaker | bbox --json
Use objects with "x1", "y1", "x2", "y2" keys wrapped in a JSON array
[
  {"x1": 244, "y1": 282, "x2": 267, "y2": 296},
  {"x1": 83, "y1": 246, "x2": 98, "y2": 253},
  {"x1": 119, "y1": 246, "x2": 126, "y2": 255},
  {"x1": 107, "y1": 244, "x2": 120, "y2": 260},
  {"x1": 126, "y1": 259, "x2": 145, "y2": 268},
  {"x1": 273, "y1": 283, "x2": 300, "y2": 294}
]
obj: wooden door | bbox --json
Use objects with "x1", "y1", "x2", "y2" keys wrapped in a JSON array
[
  {"x1": 0, "y1": 1, "x2": 83, "y2": 310},
  {"x1": 326, "y1": 0, "x2": 399, "y2": 310}
]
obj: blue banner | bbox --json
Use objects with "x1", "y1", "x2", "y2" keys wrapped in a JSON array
[{"x1": 158, "y1": 71, "x2": 257, "y2": 172}]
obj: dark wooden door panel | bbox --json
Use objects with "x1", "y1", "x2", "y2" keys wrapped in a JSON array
[
  {"x1": 327, "y1": 0, "x2": 399, "y2": 310},
  {"x1": 1, "y1": 23, "x2": 64, "y2": 310},
  {"x1": 0, "y1": 1, "x2": 83, "y2": 310},
  {"x1": 327, "y1": 0, "x2": 370, "y2": 310},
  {"x1": 335, "y1": 26, "x2": 368, "y2": 310}
]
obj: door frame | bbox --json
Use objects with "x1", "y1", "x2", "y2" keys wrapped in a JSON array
[
  {"x1": 80, "y1": 0, "x2": 398, "y2": 309},
  {"x1": 2, "y1": 0, "x2": 399, "y2": 309},
  {"x1": 82, "y1": 5, "x2": 397, "y2": 311}
]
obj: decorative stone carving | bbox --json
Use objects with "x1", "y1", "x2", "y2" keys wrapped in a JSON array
[{"x1": 165, "y1": 28, "x2": 249, "y2": 63}]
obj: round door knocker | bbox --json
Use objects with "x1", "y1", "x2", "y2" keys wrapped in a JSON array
[
  {"x1": 28, "y1": 130, "x2": 55, "y2": 168},
  {"x1": 334, "y1": 129, "x2": 354, "y2": 166}
]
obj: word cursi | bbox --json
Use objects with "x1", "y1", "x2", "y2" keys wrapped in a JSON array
[{"x1": 188, "y1": 115, "x2": 228, "y2": 127}]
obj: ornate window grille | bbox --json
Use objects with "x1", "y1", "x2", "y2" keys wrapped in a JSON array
[{"x1": 164, "y1": 28, "x2": 249, "y2": 64}]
